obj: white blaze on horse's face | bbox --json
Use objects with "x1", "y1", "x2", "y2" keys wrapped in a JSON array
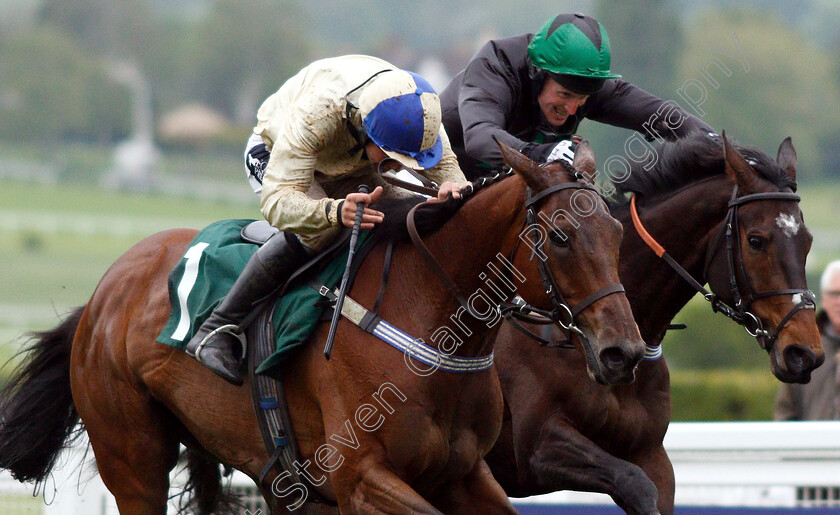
[{"x1": 775, "y1": 213, "x2": 800, "y2": 238}]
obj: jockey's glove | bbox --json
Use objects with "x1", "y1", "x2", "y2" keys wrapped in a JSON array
[
  {"x1": 245, "y1": 143, "x2": 271, "y2": 186},
  {"x1": 521, "y1": 135, "x2": 581, "y2": 166},
  {"x1": 545, "y1": 139, "x2": 576, "y2": 166}
]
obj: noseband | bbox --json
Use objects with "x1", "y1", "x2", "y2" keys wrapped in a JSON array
[{"x1": 631, "y1": 187, "x2": 815, "y2": 352}]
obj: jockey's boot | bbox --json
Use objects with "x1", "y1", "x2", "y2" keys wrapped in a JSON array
[{"x1": 186, "y1": 232, "x2": 308, "y2": 385}]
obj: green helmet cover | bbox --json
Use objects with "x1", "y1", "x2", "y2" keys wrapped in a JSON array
[{"x1": 528, "y1": 14, "x2": 621, "y2": 80}]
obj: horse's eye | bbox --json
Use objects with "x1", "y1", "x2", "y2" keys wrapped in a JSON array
[
  {"x1": 549, "y1": 230, "x2": 570, "y2": 248},
  {"x1": 747, "y1": 235, "x2": 767, "y2": 250}
]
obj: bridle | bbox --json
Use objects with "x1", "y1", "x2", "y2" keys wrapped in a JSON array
[
  {"x1": 407, "y1": 172, "x2": 626, "y2": 346},
  {"x1": 631, "y1": 187, "x2": 815, "y2": 352},
  {"x1": 506, "y1": 182, "x2": 626, "y2": 340}
]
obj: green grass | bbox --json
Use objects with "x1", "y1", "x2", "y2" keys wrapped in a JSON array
[
  {"x1": 670, "y1": 369, "x2": 779, "y2": 421},
  {"x1": 0, "y1": 180, "x2": 257, "y2": 219},
  {"x1": 0, "y1": 494, "x2": 44, "y2": 515},
  {"x1": 0, "y1": 139, "x2": 244, "y2": 183},
  {"x1": 0, "y1": 179, "x2": 261, "y2": 354},
  {"x1": 1, "y1": 231, "x2": 139, "y2": 305},
  {"x1": 798, "y1": 182, "x2": 840, "y2": 229},
  {"x1": 0, "y1": 181, "x2": 260, "y2": 304}
]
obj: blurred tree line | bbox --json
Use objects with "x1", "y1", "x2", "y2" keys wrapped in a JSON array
[
  {"x1": 588, "y1": 0, "x2": 840, "y2": 181},
  {"x1": 0, "y1": 0, "x2": 838, "y2": 178},
  {"x1": 0, "y1": 0, "x2": 310, "y2": 147}
]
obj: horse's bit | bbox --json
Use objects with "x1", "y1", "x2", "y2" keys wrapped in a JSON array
[{"x1": 631, "y1": 187, "x2": 815, "y2": 352}]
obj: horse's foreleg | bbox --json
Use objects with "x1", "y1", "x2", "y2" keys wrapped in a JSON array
[
  {"x1": 528, "y1": 422, "x2": 660, "y2": 515},
  {"x1": 335, "y1": 460, "x2": 442, "y2": 514},
  {"x1": 430, "y1": 459, "x2": 517, "y2": 515},
  {"x1": 628, "y1": 444, "x2": 674, "y2": 515}
]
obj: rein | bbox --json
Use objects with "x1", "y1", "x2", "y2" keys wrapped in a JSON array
[
  {"x1": 630, "y1": 188, "x2": 815, "y2": 351},
  {"x1": 407, "y1": 175, "x2": 626, "y2": 349},
  {"x1": 380, "y1": 169, "x2": 440, "y2": 197}
]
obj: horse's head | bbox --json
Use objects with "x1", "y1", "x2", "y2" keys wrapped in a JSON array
[
  {"x1": 499, "y1": 141, "x2": 645, "y2": 385},
  {"x1": 704, "y1": 133, "x2": 823, "y2": 383}
]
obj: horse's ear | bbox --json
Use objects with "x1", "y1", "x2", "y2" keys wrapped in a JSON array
[
  {"x1": 722, "y1": 131, "x2": 761, "y2": 191},
  {"x1": 572, "y1": 140, "x2": 596, "y2": 184},
  {"x1": 496, "y1": 139, "x2": 550, "y2": 191},
  {"x1": 776, "y1": 137, "x2": 797, "y2": 181}
]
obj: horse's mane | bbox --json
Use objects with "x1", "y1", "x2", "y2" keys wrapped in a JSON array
[
  {"x1": 613, "y1": 131, "x2": 796, "y2": 201},
  {"x1": 370, "y1": 173, "x2": 507, "y2": 241},
  {"x1": 370, "y1": 195, "x2": 462, "y2": 241}
]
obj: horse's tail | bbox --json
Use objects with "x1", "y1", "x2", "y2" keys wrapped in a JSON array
[
  {"x1": 0, "y1": 306, "x2": 85, "y2": 483},
  {"x1": 175, "y1": 450, "x2": 242, "y2": 515}
]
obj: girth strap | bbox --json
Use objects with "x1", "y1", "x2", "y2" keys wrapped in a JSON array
[{"x1": 317, "y1": 285, "x2": 495, "y2": 373}]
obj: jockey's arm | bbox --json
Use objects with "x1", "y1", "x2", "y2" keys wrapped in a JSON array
[
  {"x1": 456, "y1": 56, "x2": 531, "y2": 171},
  {"x1": 260, "y1": 123, "x2": 389, "y2": 231},
  {"x1": 260, "y1": 172, "x2": 340, "y2": 235},
  {"x1": 259, "y1": 110, "x2": 345, "y2": 234},
  {"x1": 585, "y1": 79, "x2": 715, "y2": 140}
]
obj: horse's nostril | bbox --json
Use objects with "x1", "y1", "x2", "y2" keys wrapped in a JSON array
[
  {"x1": 783, "y1": 345, "x2": 817, "y2": 374},
  {"x1": 599, "y1": 347, "x2": 628, "y2": 371}
]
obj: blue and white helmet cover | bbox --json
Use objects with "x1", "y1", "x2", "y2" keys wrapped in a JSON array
[{"x1": 359, "y1": 70, "x2": 443, "y2": 170}]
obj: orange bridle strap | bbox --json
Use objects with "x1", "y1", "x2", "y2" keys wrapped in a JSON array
[{"x1": 630, "y1": 194, "x2": 665, "y2": 258}]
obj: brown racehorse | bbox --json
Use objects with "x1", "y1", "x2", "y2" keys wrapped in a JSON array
[
  {"x1": 485, "y1": 133, "x2": 824, "y2": 514},
  {"x1": 0, "y1": 142, "x2": 645, "y2": 514}
]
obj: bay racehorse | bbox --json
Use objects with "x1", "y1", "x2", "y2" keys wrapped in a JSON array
[
  {"x1": 0, "y1": 142, "x2": 645, "y2": 513},
  {"x1": 485, "y1": 132, "x2": 824, "y2": 514}
]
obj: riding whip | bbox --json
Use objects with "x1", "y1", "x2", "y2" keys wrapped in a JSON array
[{"x1": 324, "y1": 184, "x2": 369, "y2": 359}]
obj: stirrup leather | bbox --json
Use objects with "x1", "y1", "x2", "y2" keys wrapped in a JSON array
[{"x1": 191, "y1": 324, "x2": 248, "y2": 363}]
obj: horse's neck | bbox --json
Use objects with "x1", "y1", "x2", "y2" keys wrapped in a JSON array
[
  {"x1": 618, "y1": 178, "x2": 732, "y2": 344},
  {"x1": 415, "y1": 177, "x2": 527, "y2": 355},
  {"x1": 429, "y1": 175, "x2": 526, "y2": 280}
]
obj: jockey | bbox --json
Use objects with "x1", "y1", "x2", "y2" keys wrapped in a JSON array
[
  {"x1": 186, "y1": 55, "x2": 469, "y2": 385},
  {"x1": 440, "y1": 12, "x2": 715, "y2": 180}
]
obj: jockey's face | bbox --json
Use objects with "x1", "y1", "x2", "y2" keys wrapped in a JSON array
[
  {"x1": 365, "y1": 141, "x2": 402, "y2": 172},
  {"x1": 538, "y1": 77, "x2": 589, "y2": 126}
]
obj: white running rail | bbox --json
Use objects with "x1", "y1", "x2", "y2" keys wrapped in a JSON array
[{"x1": 0, "y1": 421, "x2": 838, "y2": 513}]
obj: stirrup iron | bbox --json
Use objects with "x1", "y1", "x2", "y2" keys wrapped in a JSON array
[{"x1": 190, "y1": 324, "x2": 247, "y2": 362}]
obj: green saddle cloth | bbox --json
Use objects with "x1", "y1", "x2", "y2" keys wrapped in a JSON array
[{"x1": 156, "y1": 219, "x2": 372, "y2": 379}]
